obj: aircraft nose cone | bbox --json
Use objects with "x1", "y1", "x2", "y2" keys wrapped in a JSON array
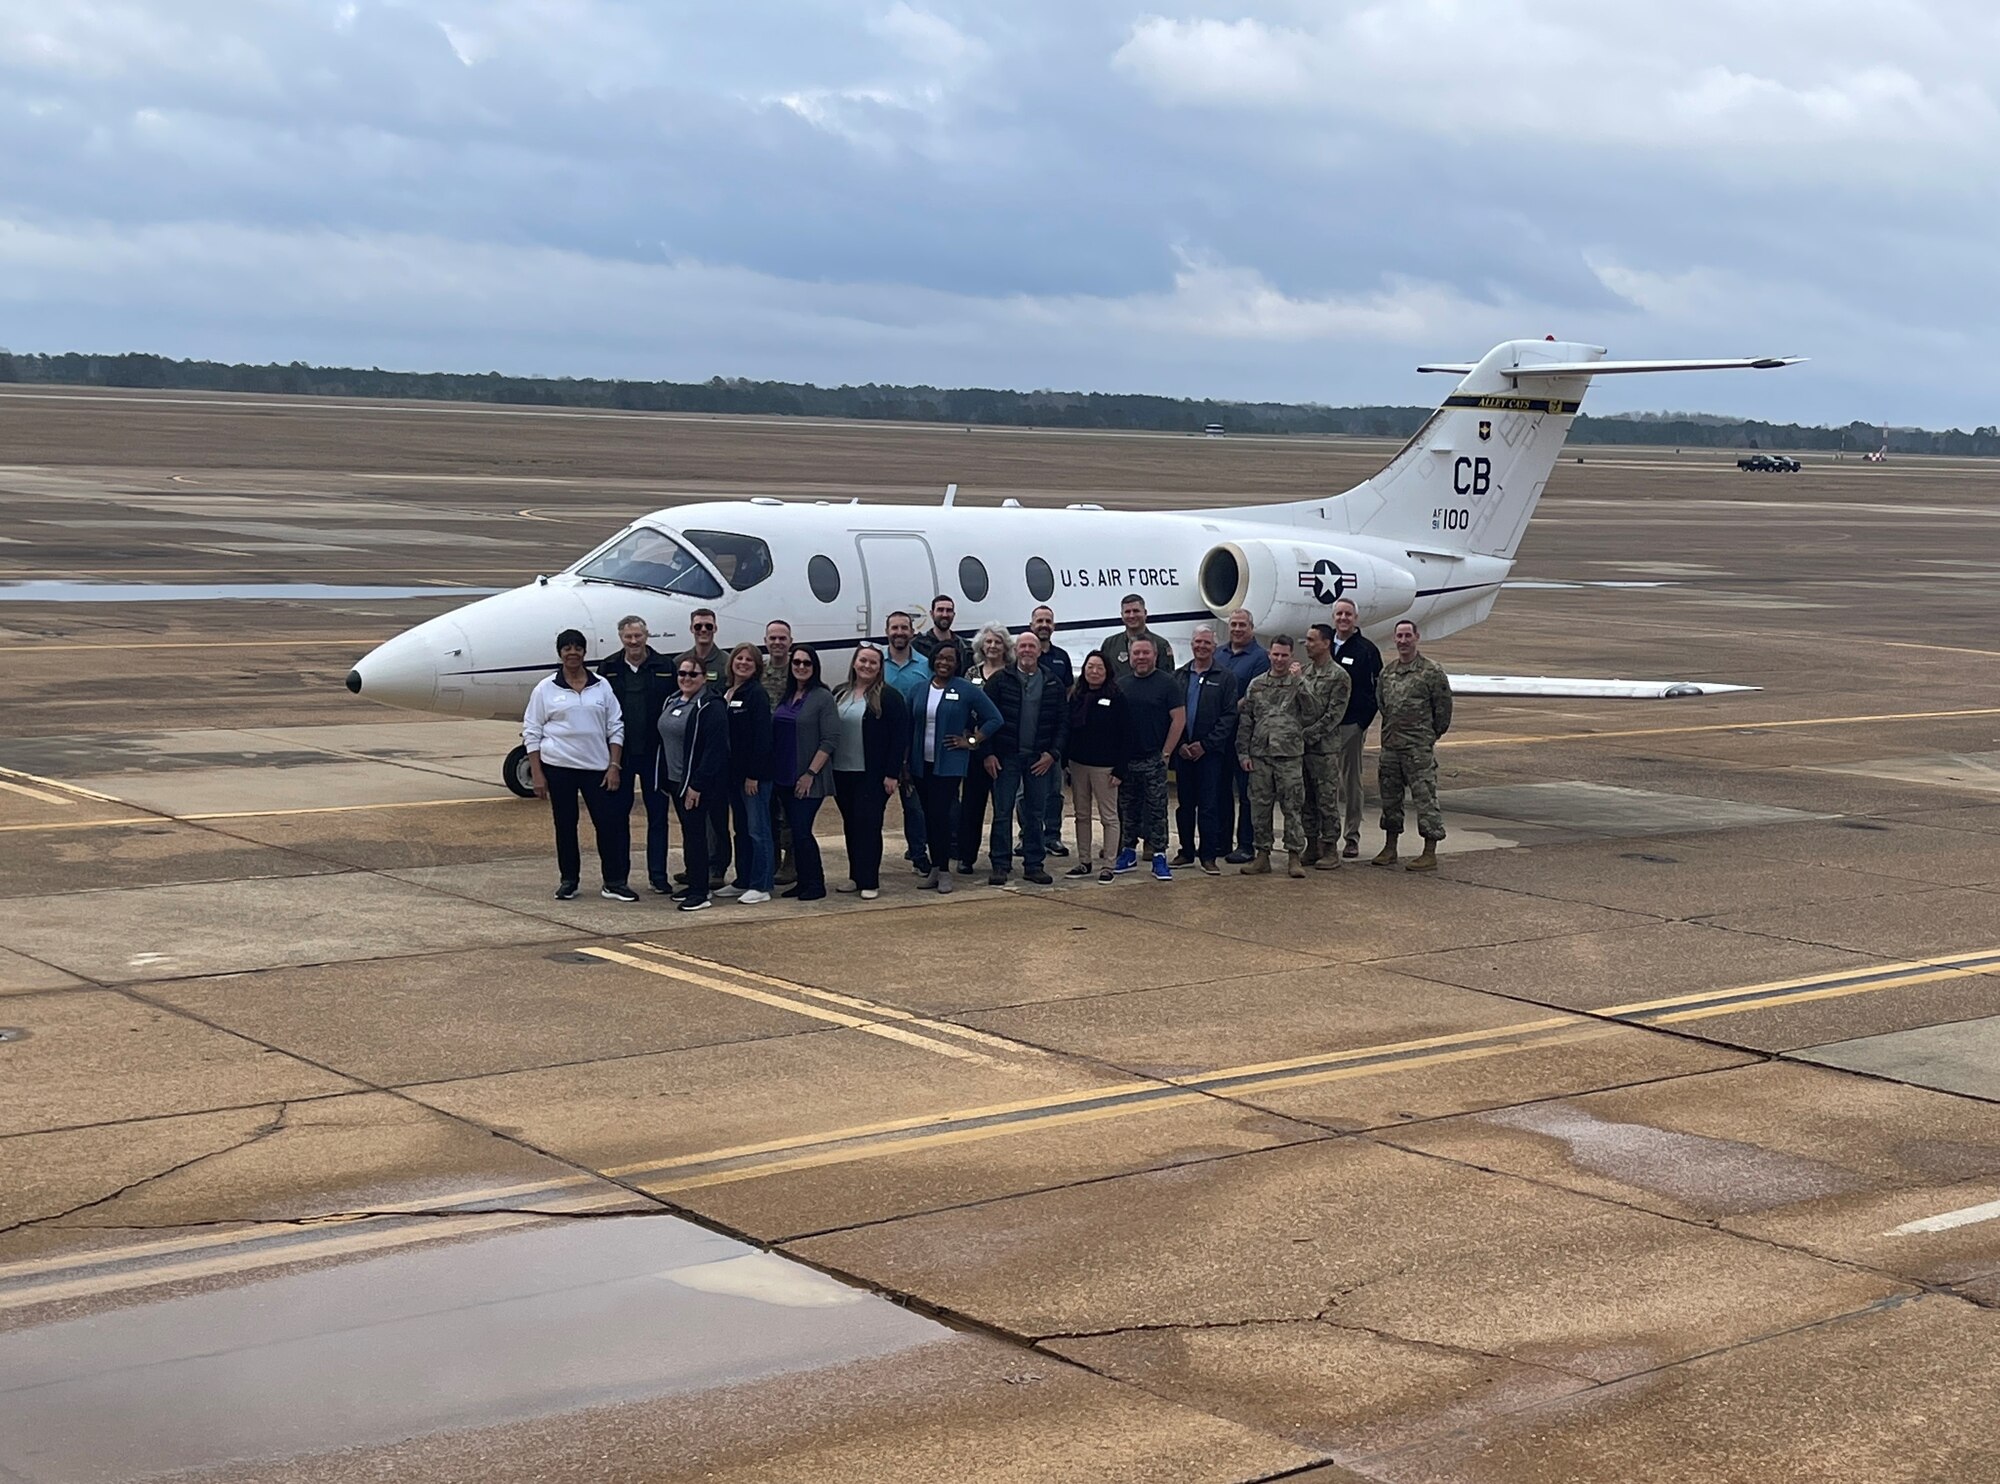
[
  {"x1": 347, "y1": 628, "x2": 448, "y2": 711},
  {"x1": 345, "y1": 669, "x2": 363, "y2": 694}
]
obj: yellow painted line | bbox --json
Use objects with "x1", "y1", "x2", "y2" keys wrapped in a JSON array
[
  {"x1": 1156, "y1": 1016, "x2": 1578, "y2": 1083},
  {"x1": 0, "y1": 764, "x2": 122, "y2": 805},
  {"x1": 1647, "y1": 970, "x2": 1996, "y2": 1025},
  {"x1": 183, "y1": 796, "x2": 507, "y2": 821},
  {"x1": 1446, "y1": 705, "x2": 2000, "y2": 750},
  {"x1": 601, "y1": 1081, "x2": 1162, "y2": 1179},
  {"x1": 0, "y1": 638, "x2": 383, "y2": 653},
  {"x1": 1598, "y1": 946, "x2": 2000, "y2": 1017},
  {"x1": 581, "y1": 946, "x2": 1022, "y2": 1070},
  {"x1": 627, "y1": 943, "x2": 1052, "y2": 1061},
  {"x1": 0, "y1": 1212, "x2": 539, "y2": 1313},
  {"x1": 641, "y1": 1025, "x2": 1616, "y2": 1195},
  {"x1": 0, "y1": 777, "x2": 74, "y2": 806},
  {"x1": 0, "y1": 815, "x2": 158, "y2": 834},
  {"x1": 1881, "y1": 641, "x2": 2000, "y2": 661}
]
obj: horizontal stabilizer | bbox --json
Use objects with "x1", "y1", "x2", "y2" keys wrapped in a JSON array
[
  {"x1": 1504, "y1": 357, "x2": 1803, "y2": 377},
  {"x1": 1448, "y1": 674, "x2": 1760, "y2": 699},
  {"x1": 1416, "y1": 362, "x2": 1477, "y2": 375}
]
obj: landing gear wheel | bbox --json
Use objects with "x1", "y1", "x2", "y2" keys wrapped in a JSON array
[{"x1": 503, "y1": 745, "x2": 537, "y2": 798}]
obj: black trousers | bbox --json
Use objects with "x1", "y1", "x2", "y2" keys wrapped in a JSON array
[
  {"x1": 956, "y1": 762, "x2": 993, "y2": 867},
  {"x1": 833, "y1": 769, "x2": 889, "y2": 890},
  {"x1": 917, "y1": 771, "x2": 962, "y2": 870},
  {"x1": 1173, "y1": 750, "x2": 1228, "y2": 861},
  {"x1": 671, "y1": 785, "x2": 722, "y2": 904},
  {"x1": 545, "y1": 763, "x2": 628, "y2": 886}
]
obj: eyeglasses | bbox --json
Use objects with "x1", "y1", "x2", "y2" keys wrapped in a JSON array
[
  {"x1": 691, "y1": 622, "x2": 715, "y2": 631},
  {"x1": 790, "y1": 658, "x2": 813, "y2": 668},
  {"x1": 677, "y1": 669, "x2": 703, "y2": 678}
]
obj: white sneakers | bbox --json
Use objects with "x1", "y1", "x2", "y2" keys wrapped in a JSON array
[{"x1": 737, "y1": 889, "x2": 771, "y2": 905}]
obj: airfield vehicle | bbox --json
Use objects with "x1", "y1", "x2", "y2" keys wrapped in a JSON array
[{"x1": 1737, "y1": 453, "x2": 1801, "y2": 472}]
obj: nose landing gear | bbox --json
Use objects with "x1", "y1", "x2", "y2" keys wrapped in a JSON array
[{"x1": 503, "y1": 745, "x2": 537, "y2": 798}]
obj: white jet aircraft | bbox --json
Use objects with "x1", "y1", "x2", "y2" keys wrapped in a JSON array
[{"x1": 345, "y1": 338, "x2": 1798, "y2": 795}]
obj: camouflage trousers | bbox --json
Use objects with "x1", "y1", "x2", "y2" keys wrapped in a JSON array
[
  {"x1": 1117, "y1": 754, "x2": 1170, "y2": 855},
  {"x1": 1301, "y1": 747, "x2": 1341, "y2": 844},
  {"x1": 1247, "y1": 756, "x2": 1307, "y2": 854},
  {"x1": 1378, "y1": 743, "x2": 1444, "y2": 841}
]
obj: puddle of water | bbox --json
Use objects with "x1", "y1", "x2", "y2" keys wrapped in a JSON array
[
  {"x1": 0, "y1": 1214, "x2": 944, "y2": 1484},
  {"x1": 1482, "y1": 1104, "x2": 1871, "y2": 1214},
  {"x1": 0, "y1": 581, "x2": 498, "y2": 603}
]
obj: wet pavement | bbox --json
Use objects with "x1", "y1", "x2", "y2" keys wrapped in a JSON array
[{"x1": 4, "y1": 395, "x2": 2000, "y2": 1480}]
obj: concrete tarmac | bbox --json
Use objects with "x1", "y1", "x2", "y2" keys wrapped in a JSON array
[{"x1": 3, "y1": 387, "x2": 2000, "y2": 1482}]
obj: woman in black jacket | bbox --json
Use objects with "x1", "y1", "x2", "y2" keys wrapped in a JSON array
[
  {"x1": 830, "y1": 644, "x2": 910, "y2": 899},
  {"x1": 720, "y1": 643, "x2": 776, "y2": 904},
  {"x1": 655, "y1": 655, "x2": 732, "y2": 912},
  {"x1": 1065, "y1": 651, "x2": 1126, "y2": 881}
]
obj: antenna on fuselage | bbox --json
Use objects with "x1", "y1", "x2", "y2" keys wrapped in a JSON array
[{"x1": 942, "y1": 483, "x2": 958, "y2": 507}]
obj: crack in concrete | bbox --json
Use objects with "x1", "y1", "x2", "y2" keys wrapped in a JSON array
[{"x1": 1, "y1": 1102, "x2": 292, "y2": 1238}]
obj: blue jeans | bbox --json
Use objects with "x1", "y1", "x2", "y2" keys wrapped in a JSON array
[
  {"x1": 730, "y1": 780, "x2": 775, "y2": 892},
  {"x1": 989, "y1": 755, "x2": 1055, "y2": 875}
]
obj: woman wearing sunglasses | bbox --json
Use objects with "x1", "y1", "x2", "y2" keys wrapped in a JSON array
[
  {"x1": 773, "y1": 645, "x2": 839, "y2": 901},
  {"x1": 656, "y1": 653, "x2": 732, "y2": 912}
]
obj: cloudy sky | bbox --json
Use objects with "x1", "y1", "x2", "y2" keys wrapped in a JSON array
[{"x1": 1, "y1": 1, "x2": 1993, "y2": 424}]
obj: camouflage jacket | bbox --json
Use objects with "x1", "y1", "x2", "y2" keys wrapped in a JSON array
[
  {"x1": 1239, "y1": 669, "x2": 1321, "y2": 759},
  {"x1": 1377, "y1": 654, "x2": 1453, "y2": 748},
  {"x1": 1299, "y1": 657, "x2": 1352, "y2": 752},
  {"x1": 760, "y1": 656, "x2": 789, "y2": 705}
]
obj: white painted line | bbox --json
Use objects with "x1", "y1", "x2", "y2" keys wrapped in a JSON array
[{"x1": 1885, "y1": 1197, "x2": 2000, "y2": 1237}]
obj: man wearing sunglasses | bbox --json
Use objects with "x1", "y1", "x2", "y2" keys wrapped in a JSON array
[{"x1": 674, "y1": 607, "x2": 731, "y2": 889}]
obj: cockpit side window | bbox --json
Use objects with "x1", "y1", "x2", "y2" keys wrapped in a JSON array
[
  {"x1": 572, "y1": 527, "x2": 723, "y2": 599},
  {"x1": 683, "y1": 530, "x2": 774, "y2": 591}
]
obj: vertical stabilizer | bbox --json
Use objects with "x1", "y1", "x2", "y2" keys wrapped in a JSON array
[{"x1": 1340, "y1": 339, "x2": 1601, "y2": 560}]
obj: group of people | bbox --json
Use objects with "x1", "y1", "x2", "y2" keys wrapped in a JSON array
[{"x1": 518, "y1": 592, "x2": 1454, "y2": 911}]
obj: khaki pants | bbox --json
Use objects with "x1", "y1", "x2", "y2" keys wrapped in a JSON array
[
  {"x1": 1334, "y1": 722, "x2": 1367, "y2": 846},
  {"x1": 1069, "y1": 763, "x2": 1121, "y2": 867}
]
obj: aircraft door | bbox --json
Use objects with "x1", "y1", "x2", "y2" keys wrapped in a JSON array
[{"x1": 855, "y1": 534, "x2": 938, "y2": 636}]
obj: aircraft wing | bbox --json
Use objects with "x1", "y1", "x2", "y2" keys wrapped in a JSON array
[{"x1": 1447, "y1": 674, "x2": 1759, "y2": 699}]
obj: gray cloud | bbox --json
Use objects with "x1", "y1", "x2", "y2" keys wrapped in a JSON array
[{"x1": 1, "y1": 0, "x2": 1995, "y2": 425}]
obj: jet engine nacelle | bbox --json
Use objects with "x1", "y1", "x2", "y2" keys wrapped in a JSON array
[{"x1": 1198, "y1": 538, "x2": 1418, "y2": 637}]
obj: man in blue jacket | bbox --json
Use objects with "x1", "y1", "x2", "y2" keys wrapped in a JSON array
[{"x1": 1170, "y1": 624, "x2": 1240, "y2": 875}]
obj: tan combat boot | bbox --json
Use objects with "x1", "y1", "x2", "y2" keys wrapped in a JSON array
[
  {"x1": 1287, "y1": 852, "x2": 1307, "y2": 878},
  {"x1": 1301, "y1": 838, "x2": 1322, "y2": 866},
  {"x1": 1242, "y1": 852, "x2": 1272, "y2": 875},
  {"x1": 1371, "y1": 833, "x2": 1399, "y2": 867},
  {"x1": 1315, "y1": 848, "x2": 1342, "y2": 871},
  {"x1": 1405, "y1": 840, "x2": 1438, "y2": 872}
]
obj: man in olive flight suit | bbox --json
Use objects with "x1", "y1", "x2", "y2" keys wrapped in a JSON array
[
  {"x1": 1236, "y1": 635, "x2": 1321, "y2": 878},
  {"x1": 1373, "y1": 619, "x2": 1454, "y2": 873},
  {"x1": 1298, "y1": 622, "x2": 1352, "y2": 871}
]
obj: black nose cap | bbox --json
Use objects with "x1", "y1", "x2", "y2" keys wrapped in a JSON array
[{"x1": 345, "y1": 669, "x2": 363, "y2": 694}]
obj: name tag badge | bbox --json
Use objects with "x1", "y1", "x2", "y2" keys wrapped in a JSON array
[
  {"x1": 728, "y1": 699, "x2": 743, "y2": 710},
  {"x1": 1097, "y1": 697, "x2": 1112, "y2": 707},
  {"x1": 670, "y1": 706, "x2": 685, "y2": 718},
  {"x1": 1341, "y1": 656, "x2": 1354, "y2": 666}
]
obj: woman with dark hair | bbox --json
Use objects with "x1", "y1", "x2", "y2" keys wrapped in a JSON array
[
  {"x1": 655, "y1": 651, "x2": 731, "y2": 912},
  {"x1": 830, "y1": 644, "x2": 909, "y2": 900},
  {"x1": 1065, "y1": 650, "x2": 1126, "y2": 882},
  {"x1": 521, "y1": 627, "x2": 632, "y2": 901},
  {"x1": 906, "y1": 643, "x2": 1002, "y2": 895},
  {"x1": 720, "y1": 642, "x2": 775, "y2": 905},
  {"x1": 773, "y1": 644, "x2": 839, "y2": 901}
]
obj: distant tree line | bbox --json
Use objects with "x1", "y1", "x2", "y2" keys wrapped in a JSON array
[{"x1": 1, "y1": 348, "x2": 1992, "y2": 456}]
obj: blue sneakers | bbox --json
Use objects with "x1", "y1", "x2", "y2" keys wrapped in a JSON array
[
  {"x1": 1151, "y1": 853, "x2": 1173, "y2": 882},
  {"x1": 1112, "y1": 848, "x2": 1139, "y2": 874}
]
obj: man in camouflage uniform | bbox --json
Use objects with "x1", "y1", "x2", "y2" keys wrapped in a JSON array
[
  {"x1": 1237, "y1": 635, "x2": 1320, "y2": 878},
  {"x1": 1298, "y1": 622, "x2": 1352, "y2": 871},
  {"x1": 1373, "y1": 619, "x2": 1453, "y2": 873}
]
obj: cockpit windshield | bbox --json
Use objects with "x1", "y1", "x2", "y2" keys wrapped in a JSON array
[
  {"x1": 572, "y1": 526, "x2": 723, "y2": 599},
  {"x1": 684, "y1": 530, "x2": 774, "y2": 591}
]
